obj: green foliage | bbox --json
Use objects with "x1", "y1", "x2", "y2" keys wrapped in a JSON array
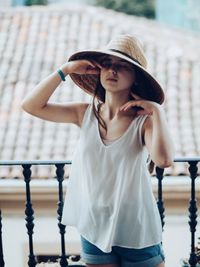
[
  {"x1": 25, "y1": 0, "x2": 47, "y2": 5},
  {"x1": 93, "y1": 0, "x2": 155, "y2": 18}
]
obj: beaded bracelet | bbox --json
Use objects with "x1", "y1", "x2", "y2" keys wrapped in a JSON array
[{"x1": 57, "y1": 69, "x2": 66, "y2": 81}]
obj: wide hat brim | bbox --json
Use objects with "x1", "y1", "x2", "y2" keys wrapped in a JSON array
[{"x1": 68, "y1": 49, "x2": 165, "y2": 104}]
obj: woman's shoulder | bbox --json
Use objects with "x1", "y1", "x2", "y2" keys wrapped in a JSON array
[
  {"x1": 140, "y1": 115, "x2": 152, "y2": 145},
  {"x1": 125, "y1": 113, "x2": 150, "y2": 146}
]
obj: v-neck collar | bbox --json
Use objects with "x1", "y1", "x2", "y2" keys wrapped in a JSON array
[{"x1": 96, "y1": 115, "x2": 139, "y2": 149}]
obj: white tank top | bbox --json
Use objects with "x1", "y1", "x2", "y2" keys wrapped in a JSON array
[
  {"x1": 102, "y1": 138, "x2": 115, "y2": 145},
  {"x1": 61, "y1": 103, "x2": 162, "y2": 252}
]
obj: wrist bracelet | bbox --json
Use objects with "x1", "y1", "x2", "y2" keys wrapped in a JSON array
[{"x1": 57, "y1": 69, "x2": 66, "y2": 81}]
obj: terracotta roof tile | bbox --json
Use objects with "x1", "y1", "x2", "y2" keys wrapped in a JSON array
[{"x1": 0, "y1": 4, "x2": 200, "y2": 178}]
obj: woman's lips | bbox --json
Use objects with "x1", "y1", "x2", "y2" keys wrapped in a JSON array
[{"x1": 106, "y1": 78, "x2": 118, "y2": 82}]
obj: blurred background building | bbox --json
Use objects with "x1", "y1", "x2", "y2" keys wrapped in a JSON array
[{"x1": 1, "y1": 0, "x2": 200, "y2": 32}]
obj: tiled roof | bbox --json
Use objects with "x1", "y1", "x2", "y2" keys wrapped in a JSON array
[{"x1": 0, "y1": 4, "x2": 200, "y2": 178}]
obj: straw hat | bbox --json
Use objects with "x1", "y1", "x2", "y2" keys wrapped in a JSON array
[{"x1": 68, "y1": 34, "x2": 164, "y2": 104}]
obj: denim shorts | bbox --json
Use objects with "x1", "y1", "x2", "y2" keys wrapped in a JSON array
[{"x1": 80, "y1": 236, "x2": 165, "y2": 267}]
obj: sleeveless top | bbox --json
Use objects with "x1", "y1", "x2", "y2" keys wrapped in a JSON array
[{"x1": 61, "y1": 103, "x2": 163, "y2": 252}]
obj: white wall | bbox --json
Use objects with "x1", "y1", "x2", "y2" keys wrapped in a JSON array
[{"x1": 2, "y1": 214, "x2": 81, "y2": 267}]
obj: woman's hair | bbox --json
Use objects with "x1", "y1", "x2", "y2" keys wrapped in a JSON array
[
  {"x1": 92, "y1": 80, "x2": 106, "y2": 133},
  {"x1": 91, "y1": 68, "x2": 155, "y2": 174}
]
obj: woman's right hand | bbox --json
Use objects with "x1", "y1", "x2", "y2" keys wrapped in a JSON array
[{"x1": 60, "y1": 60, "x2": 101, "y2": 76}]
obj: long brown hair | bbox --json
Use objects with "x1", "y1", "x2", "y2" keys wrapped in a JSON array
[{"x1": 91, "y1": 70, "x2": 155, "y2": 174}]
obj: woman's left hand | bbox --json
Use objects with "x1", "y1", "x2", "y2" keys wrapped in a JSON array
[{"x1": 120, "y1": 92, "x2": 161, "y2": 116}]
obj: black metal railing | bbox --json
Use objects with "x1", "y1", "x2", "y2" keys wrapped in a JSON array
[{"x1": 0, "y1": 158, "x2": 199, "y2": 267}]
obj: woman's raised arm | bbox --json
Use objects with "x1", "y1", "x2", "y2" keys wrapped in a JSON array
[{"x1": 21, "y1": 60, "x2": 100, "y2": 124}]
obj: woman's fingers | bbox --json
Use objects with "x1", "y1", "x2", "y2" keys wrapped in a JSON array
[
  {"x1": 120, "y1": 95, "x2": 155, "y2": 115},
  {"x1": 92, "y1": 61, "x2": 102, "y2": 69},
  {"x1": 130, "y1": 92, "x2": 142, "y2": 100},
  {"x1": 85, "y1": 60, "x2": 101, "y2": 74},
  {"x1": 85, "y1": 65, "x2": 100, "y2": 74},
  {"x1": 120, "y1": 92, "x2": 146, "y2": 111},
  {"x1": 136, "y1": 109, "x2": 149, "y2": 115},
  {"x1": 120, "y1": 100, "x2": 141, "y2": 110},
  {"x1": 124, "y1": 103, "x2": 140, "y2": 111},
  {"x1": 85, "y1": 60, "x2": 101, "y2": 69},
  {"x1": 68, "y1": 59, "x2": 101, "y2": 75}
]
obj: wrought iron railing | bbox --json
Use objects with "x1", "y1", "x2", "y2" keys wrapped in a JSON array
[{"x1": 0, "y1": 158, "x2": 199, "y2": 267}]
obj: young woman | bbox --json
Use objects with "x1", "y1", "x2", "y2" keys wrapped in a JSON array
[{"x1": 22, "y1": 34, "x2": 174, "y2": 267}]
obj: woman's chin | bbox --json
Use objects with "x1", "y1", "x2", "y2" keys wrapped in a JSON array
[{"x1": 103, "y1": 86, "x2": 130, "y2": 94}]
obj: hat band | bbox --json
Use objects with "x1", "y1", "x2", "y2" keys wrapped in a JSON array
[{"x1": 109, "y1": 49, "x2": 142, "y2": 66}]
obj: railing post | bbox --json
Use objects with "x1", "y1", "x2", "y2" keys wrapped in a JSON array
[
  {"x1": 155, "y1": 167, "x2": 165, "y2": 229},
  {"x1": 55, "y1": 164, "x2": 68, "y2": 267},
  {"x1": 188, "y1": 161, "x2": 198, "y2": 267},
  {"x1": 0, "y1": 209, "x2": 5, "y2": 267},
  {"x1": 22, "y1": 164, "x2": 37, "y2": 267}
]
